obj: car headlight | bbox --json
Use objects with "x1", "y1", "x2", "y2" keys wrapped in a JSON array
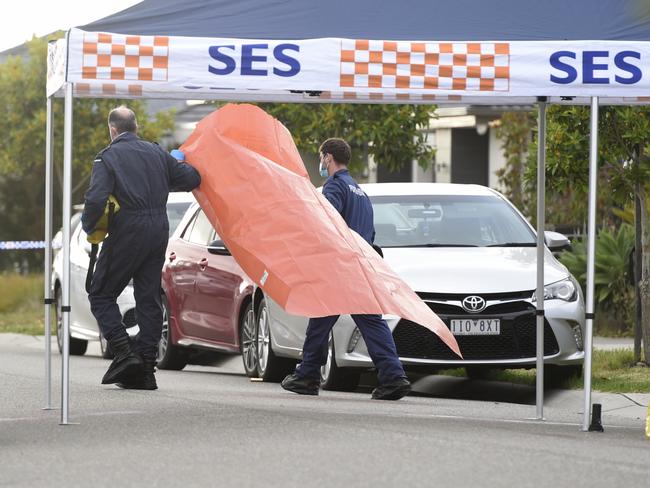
[
  {"x1": 532, "y1": 277, "x2": 577, "y2": 302},
  {"x1": 347, "y1": 327, "x2": 362, "y2": 353}
]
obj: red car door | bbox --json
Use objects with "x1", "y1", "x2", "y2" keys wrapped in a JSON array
[
  {"x1": 195, "y1": 228, "x2": 243, "y2": 346},
  {"x1": 171, "y1": 209, "x2": 242, "y2": 347},
  {"x1": 170, "y1": 209, "x2": 218, "y2": 341}
]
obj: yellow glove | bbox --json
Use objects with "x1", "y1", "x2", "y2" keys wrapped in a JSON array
[{"x1": 86, "y1": 195, "x2": 120, "y2": 245}]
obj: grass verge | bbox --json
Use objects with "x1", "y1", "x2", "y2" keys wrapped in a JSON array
[
  {"x1": 0, "y1": 273, "x2": 52, "y2": 336},
  {"x1": 439, "y1": 349, "x2": 650, "y2": 393}
]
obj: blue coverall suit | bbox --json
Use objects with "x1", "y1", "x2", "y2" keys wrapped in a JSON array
[
  {"x1": 81, "y1": 132, "x2": 201, "y2": 358},
  {"x1": 295, "y1": 169, "x2": 406, "y2": 384}
]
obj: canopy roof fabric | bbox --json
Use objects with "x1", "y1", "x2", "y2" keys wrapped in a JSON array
[
  {"x1": 80, "y1": 0, "x2": 650, "y2": 41},
  {"x1": 44, "y1": 1, "x2": 650, "y2": 103}
]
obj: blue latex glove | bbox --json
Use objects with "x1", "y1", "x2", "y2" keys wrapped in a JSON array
[{"x1": 170, "y1": 149, "x2": 185, "y2": 161}]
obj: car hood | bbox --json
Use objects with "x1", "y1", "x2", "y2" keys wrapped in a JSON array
[{"x1": 383, "y1": 247, "x2": 569, "y2": 294}]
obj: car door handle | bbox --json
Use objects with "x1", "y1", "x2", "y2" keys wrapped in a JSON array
[
  {"x1": 199, "y1": 258, "x2": 208, "y2": 271},
  {"x1": 168, "y1": 252, "x2": 176, "y2": 262}
]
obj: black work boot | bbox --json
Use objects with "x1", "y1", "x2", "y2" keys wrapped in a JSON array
[
  {"x1": 117, "y1": 356, "x2": 158, "y2": 390},
  {"x1": 371, "y1": 377, "x2": 411, "y2": 400},
  {"x1": 101, "y1": 333, "x2": 143, "y2": 385},
  {"x1": 281, "y1": 373, "x2": 320, "y2": 395}
]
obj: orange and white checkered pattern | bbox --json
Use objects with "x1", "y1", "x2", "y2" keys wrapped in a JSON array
[
  {"x1": 340, "y1": 40, "x2": 509, "y2": 92},
  {"x1": 82, "y1": 33, "x2": 169, "y2": 82},
  {"x1": 318, "y1": 91, "x2": 463, "y2": 102},
  {"x1": 74, "y1": 83, "x2": 143, "y2": 97}
]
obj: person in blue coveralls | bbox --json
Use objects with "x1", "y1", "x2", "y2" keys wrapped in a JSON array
[
  {"x1": 281, "y1": 138, "x2": 411, "y2": 400},
  {"x1": 82, "y1": 106, "x2": 201, "y2": 390}
]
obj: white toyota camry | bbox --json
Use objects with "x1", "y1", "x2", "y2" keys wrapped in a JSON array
[{"x1": 251, "y1": 183, "x2": 585, "y2": 390}]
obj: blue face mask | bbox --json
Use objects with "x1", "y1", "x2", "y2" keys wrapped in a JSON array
[{"x1": 319, "y1": 157, "x2": 329, "y2": 178}]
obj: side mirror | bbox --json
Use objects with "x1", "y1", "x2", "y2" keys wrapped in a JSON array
[
  {"x1": 544, "y1": 231, "x2": 572, "y2": 252},
  {"x1": 207, "y1": 239, "x2": 231, "y2": 256}
]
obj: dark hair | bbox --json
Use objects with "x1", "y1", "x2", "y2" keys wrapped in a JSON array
[
  {"x1": 319, "y1": 138, "x2": 351, "y2": 165},
  {"x1": 108, "y1": 105, "x2": 138, "y2": 134}
]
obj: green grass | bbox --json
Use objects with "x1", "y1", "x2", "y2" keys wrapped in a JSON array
[
  {"x1": 0, "y1": 273, "x2": 51, "y2": 335},
  {"x1": 439, "y1": 349, "x2": 650, "y2": 393}
]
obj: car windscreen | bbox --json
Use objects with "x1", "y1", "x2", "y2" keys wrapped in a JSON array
[
  {"x1": 370, "y1": 194, "x2": 536, "y2": 248},
  {"x1": 166, "y1": 202, "x2": 193, "y2": 236}
]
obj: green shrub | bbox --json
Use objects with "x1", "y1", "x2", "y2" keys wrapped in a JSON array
[
  {"x1": 0, "y1": 273, "x2": 43, "y2": 313},
  {"x1": 560, "y1": 224, "x2": 635, "y2": 335}
]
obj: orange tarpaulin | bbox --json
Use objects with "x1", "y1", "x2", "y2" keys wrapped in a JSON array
[{"x1": 181, "y1": 103, "x2": 461, "y2": 358}]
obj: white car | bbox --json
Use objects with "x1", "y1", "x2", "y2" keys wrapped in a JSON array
[
  {"x1": 251, "y1": 183, "x2": 585, "y2": 390},
  {"x1": 52, "y1": 192, "x2": 196, "y2": 357}
]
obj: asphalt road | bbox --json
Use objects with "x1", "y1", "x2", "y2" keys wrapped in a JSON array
[{"x1": 1, "y1": 334, "x2": 648, "y2": 488}]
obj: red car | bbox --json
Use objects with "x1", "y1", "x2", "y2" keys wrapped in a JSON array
[{"x1": 159, "y1": 203, "x2": 256, "y2": 373}]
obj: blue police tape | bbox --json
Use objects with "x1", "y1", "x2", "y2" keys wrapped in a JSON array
[{"x1": 0, "y1": 241, "x2": 62, "y2": 250}]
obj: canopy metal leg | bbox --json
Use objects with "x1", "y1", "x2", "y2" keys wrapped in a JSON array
[
  {"x1": 582, "y1": 96, "x2": 599, "y2": 431},
  {"x1": 60, "y1": 83, "x2": 74, "y2": 425},
  {"x1": 43, "y1": 96, "x2": 55, "y2": 411},
  {"x1": 535, "y1": 98, "x2": 547, "y2": 420}
]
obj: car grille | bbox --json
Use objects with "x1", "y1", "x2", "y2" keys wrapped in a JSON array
[{"x1": 393, "y1": 299, "x2": 559, "y2": 361}]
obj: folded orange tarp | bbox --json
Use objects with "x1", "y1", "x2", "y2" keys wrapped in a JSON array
[{"x1": 182, "y1": 103, "x2": 461, "y2": 358}]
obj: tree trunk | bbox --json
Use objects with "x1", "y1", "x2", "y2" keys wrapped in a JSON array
[
  {"x1": 634, "y1": 185, "x2": 643, "y2": 363},
  {"x1": 638, "y1": 185, "x2": 650, "y2": 364}
]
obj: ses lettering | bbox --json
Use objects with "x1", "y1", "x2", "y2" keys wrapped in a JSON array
[
  {"x1": 208, "y1": 43, "x2": 301, "y2": 77},
  {"x1": 550, "y1": 50, "x2": 642, "y2": 85}
]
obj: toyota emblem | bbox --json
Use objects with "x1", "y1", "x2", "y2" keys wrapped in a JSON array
[{"x1": 462, "y1": 295, "x2": 486, "y2": 313}]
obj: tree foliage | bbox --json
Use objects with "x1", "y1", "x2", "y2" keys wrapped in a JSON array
[
  {"x1": 523, "y1": 106, "x2": 650, "y2": 225},
  {"x1": 560, "y1": 225, "x2": 635, "y2": 335},
  {"x1": 0, "y1": 34, "x2": 174, "y2": 271},
  {"x1": 260, "y1": 103, "x2": 436, "y2": 173},
  {"x1": 494, "y1": 111, "x2": 535, "y2": 212},
  {"x1": 514, "y1": 104, "x2": 650, "y2": 362}
]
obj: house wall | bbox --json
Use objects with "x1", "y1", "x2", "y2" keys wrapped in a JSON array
[
  {"x1": 450, "y1": 128, "x2": 489, "y2": 185},
  {"x1": 488, "y1": 127, "x2": 506, "y2": 190}
]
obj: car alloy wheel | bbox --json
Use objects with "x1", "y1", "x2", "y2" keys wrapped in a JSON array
[
  {"x1": 256, "y1": 300, "x2": 271, "y2": 374},
  {"x1": 320, "y1": 330, "x2": 360, "y2": 392},
  {"x1": 158, "y1": 299, "x2": 170, "y2": 361},
  {"x1": 240, "y1": 302, "x2": 258, "y2": 377},
  {"x1": 320, "y1": 331, "x2": 334, "y2": 384},
  {"x1": 156, "y1": 294, "x2": 188, "y2": 370},
  {"x1": 255, "y1": 297, "x2": 295, "y2": 382}
]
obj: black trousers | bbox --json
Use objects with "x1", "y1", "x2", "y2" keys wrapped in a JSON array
[
  {"x1": 295, "y1": 314, "x2": 406, "y2": 384},
  {"x1": 88, "y1": 209, "x2": 169, "y2": 357}
]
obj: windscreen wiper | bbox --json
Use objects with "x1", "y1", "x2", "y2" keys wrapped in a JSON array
[{"x1": 486, "y1": 242, "x2": 537, "y2": 247}]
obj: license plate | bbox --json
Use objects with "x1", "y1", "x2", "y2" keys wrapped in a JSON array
[{"x1": 450, "y1": 318, "x2": 501, "y2": 335}]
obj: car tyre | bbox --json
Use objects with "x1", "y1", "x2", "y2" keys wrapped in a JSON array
[
  {"x1": 320, "y1": 330, "x2": 360, "y2": 392},
  {"x1": 156, "y1": 294, "x2": 188, "y2": 370},
  {"x1": 54, "y1": 286, "x2": 88, "y2": 356},
  {"x1": 99, "y1": 332, "x2": 114, "y2": 360},
  {"x1": 240, "y1": 301, "x2": 258, "y2": 377},
  {"x1": 255, "y1": 297, "x2": 295, "y2": 382}
]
